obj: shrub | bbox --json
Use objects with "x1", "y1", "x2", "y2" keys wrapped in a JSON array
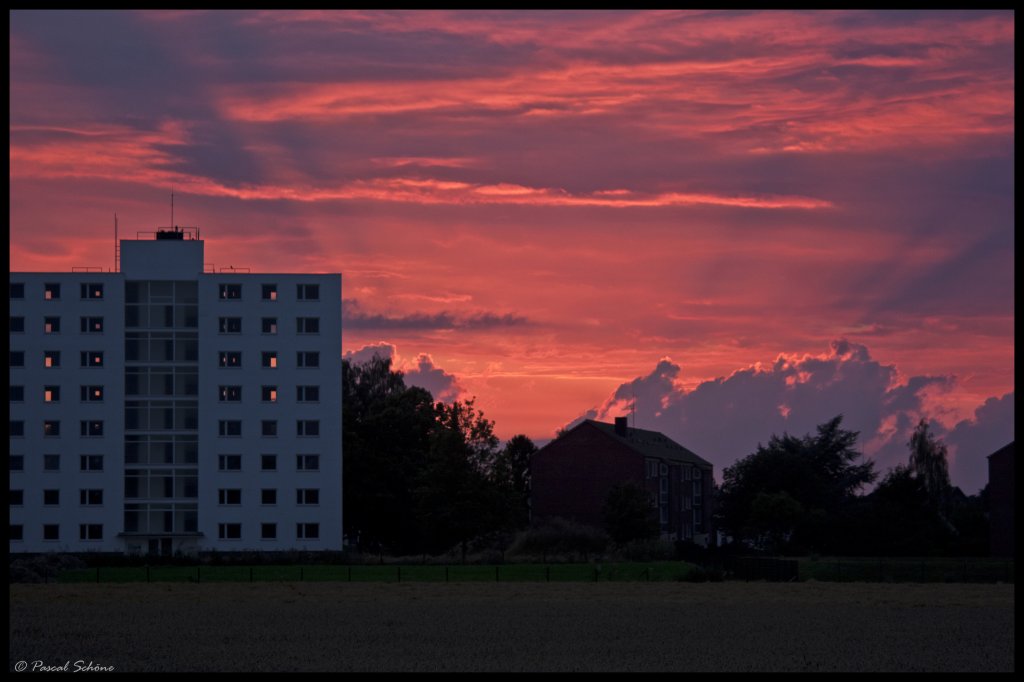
[{"x1": 507, "y1": 518, "x2": 608, "y2": 561}]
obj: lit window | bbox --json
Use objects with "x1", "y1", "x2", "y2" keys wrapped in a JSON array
[
  {"x1": 218, "y1": 284, "x2": 242, "y2": 300},
  {"x1": 81, "y1": 351, "x2": 104, "y2": 367},
  {"x1": 44, "y1": 283, "x2": 60, "y2": 300},
  {"x1": 261, "y1": 284, "x2": 277, "y2": 301},
  {"x1": 44, "y1": 351, "x2": 60, "y2": 368},
  {"x1": 80, "y1": 283, "x2": 104, "y2": 299},
  {"x1": 262, "y1": 352, "x2": 278, "y2": 369},
  {"x1": 261, "y1": 386, "x2": 278, "y2": 402},
  {"x1": 261, "y1": 317, "x2": 278, "y2": 334},
  {"x1": 80, "y1": 317, "x2": 104, "y2": 333},
  {"x1": 219, "y1": 385, "x2": 242, "y2": 402},
  {"x1": 44, "y1": 386, "x2": 60, "y2": 402},
  {"x1": 81, "y1": 385, "x2": 104, "y2": 402},
  {"x1": 44, "y1": 317, "x2": 60, "y2": 334},
  {"x1": 218, "y1": 351, "x2": 242, "y2": 368}
]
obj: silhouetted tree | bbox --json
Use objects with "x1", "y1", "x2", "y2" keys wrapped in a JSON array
[
  {"x1": 491, "y1": 434, "x2": 536, "y2": 528},
  {"x1": 716, "y1": 415, "x2": 877, "y2": 554},
  {"x1": 908, "y1": 418, "x2": 952, "y2": 513},
  {"x1": 602, "y1": 482, "x2": 659, "y2": 546}
]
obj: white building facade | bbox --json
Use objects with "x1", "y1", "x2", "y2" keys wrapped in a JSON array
[{"x1": 10, "y1": 230, "x2": 342, "y2": 554}]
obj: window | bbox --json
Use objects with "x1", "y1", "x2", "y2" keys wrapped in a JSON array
[
  {"x1": 261, "y1": 420, "x2": 278, "y2": 437},
  {"x1": 261, "y1": 489, "x2": 277, "y2": 505},
  {"x1": 80, "y1": 489, "x2": 103, "y2": 505},
  {"x1": 261, "y1": 523, "x2": 277, "y2": 540},
  {"x1": 10, "y1": 316, "x2": 24, "y2": 333},
  {"x1": 218, "y1": 421, "x2": 242, "y2": 437},
  {"x1": 10, "y1": 283, "x2": 24, "y2": 299},
  {"x1": 218, "y1": 489, "x2": 242, "y2": 505},
  {"x1": 43, "y1": 385, "x2": 60, "y2": 402},
  {"x1": 261, "y1": 284, "x2": 277, "y2": 301},
  {"x1": 11, "y1": 524, "x2": 24, "y2": 541},
  {"x1": 218, "y1": 351, "x2": 242, "y2": 368},
  {"x1": 79, "y1": 524, "x2": 103, "y2": 540},
  {"x1": 10, "y1": 351, "x2": 25, "y2": 367},
  {"x1": 218, "y1": 284, "x2": 242, "y2": 300},
  {"x1": 44, "y1": 350, "x2": 60, "y2": 367},
  {"x1": 296, "y1": 317, "x2": 320, "y2": 334},
  {"x1": 44, "y1": 454, "x2": 61, "y2": 471},
  {"x1": 218, "y1": 454, "x2": 242, "y2": 471},
  {"x1": 218, "y1": 523, "x2": 242, "y2": 539},
  {"x1": 296, "y1": 284, "x2": 319, "y2": 301},
  {"x1": 11, "y1": 421, "x2": 24, "y2": 437},
  {"x1": 296, "y1": 454, "x2": 320, "y2": 471},
  {"x1": 218, "y1": 317, "x2": 242, "y2": 334},
  {"x1": 693, "y1": 508, "x2": 703, "y2": 533},
  {"x1": 11, "y1": 490, "x2": 23, "y2": 506},
  {"x1": 261, "y1": 317, "x2": 278, "y2": 334},
  {"x1": 43, "y1": 524, "x2": 60, "y2": 540},
  {"x1": 262, "y1": 352, "x2": 278, "y2": 369},
  {"x1": 219, "y1": 385, "x2": 242, "y2": 402},
  {"x1": 10, "y1": 385, "x2": 24, "y2": 402},
  {"x1": 81, "y1": 385, "x2": 104, "y2": 402},
  {"x1": 297, "y1": 352, "x2": 319, "y2": 368},
  {"x1": 81, "y1": 351, "x2": 104, "y2": 367},
  {"x1": 44, "y1": 420, "x2": 61, "y2": 437},
  {"x1": 261, "y1": 386, "x2": 278, "y2": 402},
  {"x1": 683, "y1": 467, "x2": 692, "y2": 481},
  {"x1": 44, "y1": 489, "x2": 60, "y2": 506},
  {"x1": 80, "y1": 283, "x2": 104, "y2": 299},
  {"x1": 44, "y1": 316, "x2": 60, "y2": 334},
  {"x1": 80, "y1": 317, "x2": 104, "y2": 333},
  {"x1": 261, "y1": 454, "x2": 277, "y2": 471},
  {"x1": 297, "y1": 420, "x2": 320, "y2": 437},
  {"x1": 80, "y1": 455, "x2": 103, "y2": 471},
  {"x1": 44, "y1": 283, "x2": 60, "y2": 300},
  {"x1": 10, "y1": 455, "x2": 25, "y2": 471},
  {"x1": 693, "y1": 479, "x2": 702, "y2": 505},
  {"x1": 296, "y1": 385, "x2": 320, "y2": 402},
  {"x1": 296, "y1": 488, "x2": 320, "y2": 505},
  {"x1": 80, "y1": 420, "x2": 104, "y2": 437},
  {"x1": 296, "y1": 523, "x2": 319, "y2": 539}
]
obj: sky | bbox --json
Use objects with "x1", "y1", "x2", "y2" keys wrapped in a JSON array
[{"x1": 9, "y1": 10, "x2": 1014, "y2": 493}]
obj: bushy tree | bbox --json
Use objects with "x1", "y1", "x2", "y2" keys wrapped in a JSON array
[
  {"x1": 716, "y1": 415, "x2": 876, "y2": 554},
  {"x1": 602, "y1": 482, "x2": 659, "y2": 546}
]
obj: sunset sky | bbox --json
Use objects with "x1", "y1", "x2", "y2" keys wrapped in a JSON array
[{"x1": 10, "y1": 10, "x2": 1014, "y2": 492}]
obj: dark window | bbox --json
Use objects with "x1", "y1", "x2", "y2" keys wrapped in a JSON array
[
  {"x1": 219, "y1": 284, "x2": 242, "y2": 300},
  {"x1": 81, "y1": 385, "x2": 104, "y2": 402},
  {"x1": 297, "y1": 385, "x2": 320, "y2": 402},
  {"x1": 11, "y1": 421, "x2": 24, "y2": 437},
  {"x1": 296, "y1": 454, "x2": 319, "y2": 471},
  {"x1": 44, "y1": 420, "x2": 60, "y2": 437},
  {"x1": 296, "y1": 284, "x2": 319, "y2": 301},
  {"x1": 10, "y1": 524, "x2": 24, "y2": 541},
  {"x1": 43, "y1": 524, "x2": 60, "y2": 540},
  {"x1": 297, "y1": 523, "x2": 319, "y2": 539},
  {"x1": 296, "y1": 317, "x2": 320, "y2": 334},
  {"x1": 10, "y1": 455, "x2": 25, "y2": 471},
  {"x1": 80, "y1": 283, "x2": 104, "y2": 299},
  {"x1": 218, "y1": 454, "x2": 242, "y2": 471},
  {"x1": 10, "y1": 316, "x2": 24, "y2": 333},
  {"x1": 11, "y1": 490, "x2": 23, "y2": 505},
  {"x1": 261, "y1": 454, "x2": 277, "y2": 471},
  {"x1": 261, "y1": 489, "x2": 277, "y2": 505},
  {"x1": 10, "y1": 351, "x2": 25, "y2": 367},
  {"x1": 10, "y1": 385, "x2": 24, "y2": 402},
  {"x1": 261, "y1": 523, "x2": 277, "y2": 539},
  {"x1": 218, "y1": 523, "x2": 242, "y2": 539},
  {"x1": 44, "y1": 386, "x2": 60, "y2": 402},
  {"x1": 44, "y1": 283, "x2": 60, "y2": 300},
  {"x1": 81, "y1": 351, "x2": 104, "y2": 367},
  {"x1": 261, "y1": 284, "x2": 277, "y2": 301},
  {"x1": 262, "y1": 352, "x2": 278, "y2": 368},
  {"x1": 80, "y1": 317, "x2": 104, "y2": 333},
  {"x1": 218, "y1": 489, "x2": 242, "y2": 505},
  {"x1": 10, "y1": 283, "x2": 24, "y2": 299},
  {"x1": 80, "y1": 455, "x2": 103, "y2": 471},
  {"x1": 80, "y1": 489, "x2": 103, "y2": 505},
  {"x1": 262, "y1": 420, "x2": 278, "y2": 437},
  {"x1": 80, "y1": 420, "x2": 104, "y2": 437},
  {"x1": 297, "y1": 352, "x2": 319, "y2": 368},
  {"x1": 219, "y1": 385, "x2": 242, "y2": 402},
  {"x1": 79, "y1": 524, "x2": 103, "y2": 540},
  {"x1": 218, "y1": 317, "x2": 242, "y2": 334},
  {"x1": 43, "y1": 489, "x2": 60, "y2": 505},
  {"x1": 261, "y1": 386, "x2": 278, "y2": 402},
  {"x1": 44, "y1": 454, "x2": 60, "y2": 471},
  {"x1": 218, "y1": 351, "x2": 242, "y2": 368},
  {"x1": 297, "y1": 420, "x2": 320, "y2": 437},
  {"x1": 44, "y1": 316, "x2": 60, "y2": 334},
  {"x1": 218, "y1": 421, "x2": 242, "y2": 437},
  {"x1": 296, "y1": 489, "x2": 320, "y2": 505},
  {"x1": 261, "y1": 317, "x2": 278, "y2": 334}
]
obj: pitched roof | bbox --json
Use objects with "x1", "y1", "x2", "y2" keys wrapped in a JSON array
[{"x1": 584, "y1": 419, "x2": 712, "y2": 468}]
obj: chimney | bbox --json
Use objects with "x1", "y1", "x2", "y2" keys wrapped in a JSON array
[{"x1": 614, "y1": 416, "x2": 628, "y2": 437}]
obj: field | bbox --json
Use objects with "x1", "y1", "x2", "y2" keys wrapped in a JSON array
[{"x1": 9, "y1": 582, "x2": 1014, "y2": 672}]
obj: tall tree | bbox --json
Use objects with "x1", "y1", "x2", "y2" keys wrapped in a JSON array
[
  {"x1": 602, "y1": 482, "x2": 659, "y2": 546},
  {"x1": 716, "y1": 415, "x2": 877, "y2": 553},
  {"x1": 491, "y1": 434, "x2": 536, "y2": 528},
  {"x1": 907, "y1": 418, "x2": 952, "y2": 508}
]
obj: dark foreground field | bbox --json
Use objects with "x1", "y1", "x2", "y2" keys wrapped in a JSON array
[{"x1": 9, "y1": 582, "x2": 1014, "y2": 672}]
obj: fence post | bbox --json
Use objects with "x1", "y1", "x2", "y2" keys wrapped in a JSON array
[
  {"x1": 546, "y1": 566, "x2": 550, "y2": 582},
  {"x1": 96, "y1": 567, "x2": 100, "y2": 584},
  {"x1": 147, "y1": 566, "x2": 150, "y2": 583},
  {"x1": 496, "y1": 566, "x2": 499, "y2": 582},
  {"x1": 398, "y1": 566, "x2": 401, "y2": 583},
  {"x1": 445, "y1": 566, "x2": 449, "y2": 583}
]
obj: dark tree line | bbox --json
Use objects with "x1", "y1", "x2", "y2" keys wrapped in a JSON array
[
  {"x1": 342, "y1": 355, "x2": 535, "y2": 556},
  {"x1": 716, "y1": 416, "x2": 990, "y2": 556}
]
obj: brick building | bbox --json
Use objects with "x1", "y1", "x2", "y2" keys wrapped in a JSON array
[{"x1": 531, "y1": 417, "x2": 713, "y2": 545}]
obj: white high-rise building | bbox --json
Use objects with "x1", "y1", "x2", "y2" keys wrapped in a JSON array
[{"x1": 9, "y1": 228, "x2": 342, "y2": 554}]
